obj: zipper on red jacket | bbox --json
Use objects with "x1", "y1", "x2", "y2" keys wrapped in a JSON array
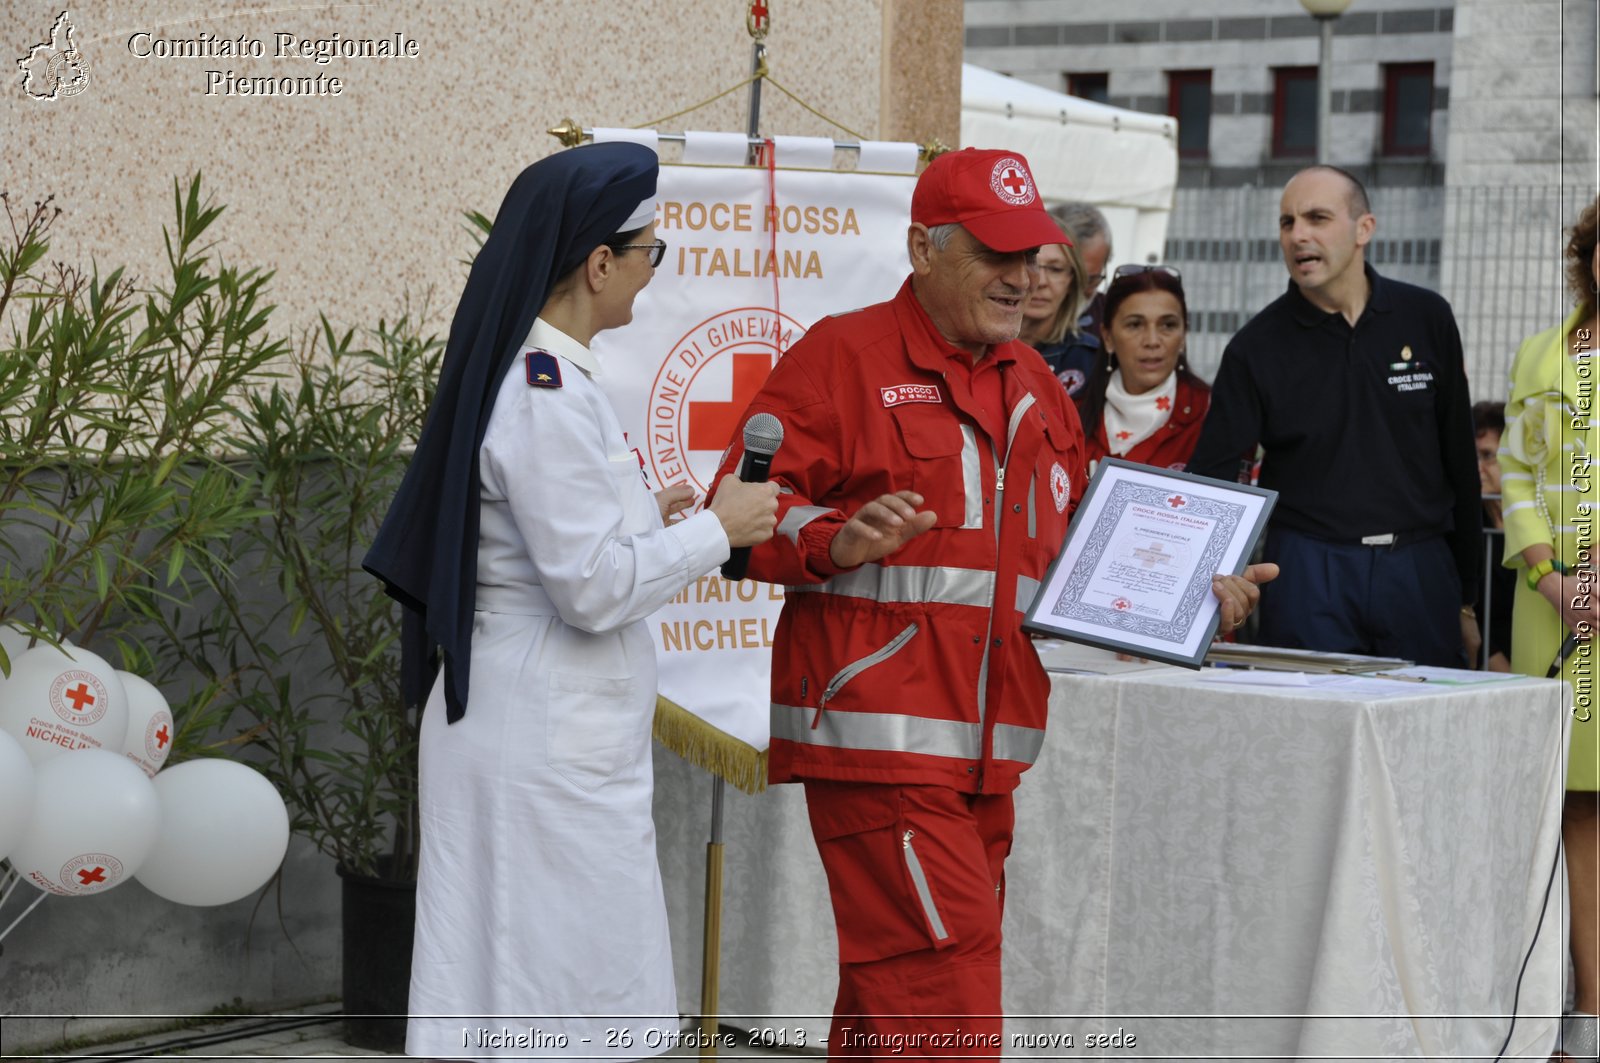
[
  {"x1": 973, "y1": 391, "x2": 1039, "y2": 789},
  {"x1": 811, "y1": 622, "x2": 919, "y2": 729}
]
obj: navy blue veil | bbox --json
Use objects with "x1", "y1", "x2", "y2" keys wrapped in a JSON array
[{"x1": 363, "y1": 142, "x2": 659, "y2": 722}]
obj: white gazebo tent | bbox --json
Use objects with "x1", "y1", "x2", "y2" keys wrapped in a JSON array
[{"x1": 960, "y1": 63, "x2": 1179, "y2": 267}]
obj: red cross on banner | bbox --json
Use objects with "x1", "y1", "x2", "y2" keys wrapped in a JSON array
[
  {"x1": 78, "y1": 866, "x2": 107, "y2": 885},
  {"x1": 1000, "y1": 168, "x2": 1027, "y2": 196},
  {"x1": 687, "y1": 352, "x2": 773, "y2": 451},
  {"x1": 65, "y1": 682, "x2": 94, "y2": 711}
]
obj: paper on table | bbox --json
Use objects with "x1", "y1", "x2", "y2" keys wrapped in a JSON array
[
  {"x1": 1371, "y1": 665, "x2": 1526, "y2": 684},
  {"x1": 1200, "y1": 670, "x2": 1343, "y2": 687},
  {"x1": 1199, "y1": 670, "x2": 1434, "y2": 698}
]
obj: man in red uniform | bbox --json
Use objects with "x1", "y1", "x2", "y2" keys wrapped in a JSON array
[{"x1": 711, "y1": 149, "x2": 1272, "y2": 1060}]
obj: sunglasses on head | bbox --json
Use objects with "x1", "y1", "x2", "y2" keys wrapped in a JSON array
[{"x1": 1112, "y1": 263, "x2": 1182, "y2": 280}]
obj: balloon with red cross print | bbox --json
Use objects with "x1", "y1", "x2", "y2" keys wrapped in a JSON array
[
  {"x1": 116, "y1": 671, "x2": 173, "y2": 778},
  {"x1": 135, "y1": 758, "x2": 289, "y2": 907},
  {"x1": 0, "y1": 643, "x2": 129, "y2": 766},
  {"x1": 10, "y1": 747, "x2": 160, "y2": 897}
]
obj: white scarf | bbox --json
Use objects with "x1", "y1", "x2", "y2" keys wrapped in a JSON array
[{"x1": 1103, "y1": 369, "x2": 1178, "y2": 455}]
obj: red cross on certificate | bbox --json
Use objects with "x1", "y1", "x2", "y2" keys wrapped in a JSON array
[
  {"x1": 1168, "y1": 495, "x2": 1187, "y2": 508},
  {"x1": 65, "y1": 682, "x2": 94, "y2": 711}
]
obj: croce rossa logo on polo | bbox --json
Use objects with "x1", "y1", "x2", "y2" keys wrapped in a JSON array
[{"x1": 17, "y1": 10, "x2": 89, "y2": 100}]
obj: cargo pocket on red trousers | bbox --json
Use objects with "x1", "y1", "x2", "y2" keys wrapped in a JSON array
[{"x1": 810, "y1": 800, "x2": 959, "y2": 963}]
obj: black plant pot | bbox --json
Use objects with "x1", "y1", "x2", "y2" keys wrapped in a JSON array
[{"x1": 337, "y1": 860, "x2": 416, "y2": 1052}]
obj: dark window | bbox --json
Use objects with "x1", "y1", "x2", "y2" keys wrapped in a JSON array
[
  {"x1": 1066, "y1": 72, "x2": 1110, "y2": 104},
  {"x1": 1383, "y1": 62, "x2": 1434, "y2": 155},
  {"x1": 1167, "y1": 70, "x2": 1212, "y2": 158},
  {"x1": 1272, "y1": 67, "x2": 1318, "y2": 157}
]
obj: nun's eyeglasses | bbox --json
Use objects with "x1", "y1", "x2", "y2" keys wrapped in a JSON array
[{"x1": 611, "y1": 239, "x2": 668, "y2": 268}]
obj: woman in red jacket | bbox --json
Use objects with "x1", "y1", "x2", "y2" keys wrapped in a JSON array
[{"x1": 1076, "y1": 264, "x2": 1210, "y2": 474}]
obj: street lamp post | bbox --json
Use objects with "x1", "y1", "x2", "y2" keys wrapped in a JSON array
[{"x1": 1299, "y1": 0, "x2": 1354, "y2": 164}]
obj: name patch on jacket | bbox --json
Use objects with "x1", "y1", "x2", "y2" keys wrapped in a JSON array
[
  {"x1": 880, "y1": 384, "x2": 941, "y2": 407},
  {"x1": 525, "y1": 349, "x2": 562, "y2": 388}
]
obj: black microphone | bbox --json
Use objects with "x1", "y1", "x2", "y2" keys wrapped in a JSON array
[
  {"x1": 1550, "y1": 631, "x2": 1581, "y2": 678},
  {"x1": 720, "y1": 412, "x2": 784, "y2": 582}
]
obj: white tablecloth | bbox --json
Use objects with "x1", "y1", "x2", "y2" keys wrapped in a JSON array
[{"x1": 653, "y1": 654, "x2": 1569, "y2": 1060}]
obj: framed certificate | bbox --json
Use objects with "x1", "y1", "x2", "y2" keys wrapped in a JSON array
[{"x1": 1023, "y1": 458, "x2": 1277, "y2": 668}]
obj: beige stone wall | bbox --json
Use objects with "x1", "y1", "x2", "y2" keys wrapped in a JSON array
[{"x1": 4, "y1": 0, "x2": 960, "y2": 338}]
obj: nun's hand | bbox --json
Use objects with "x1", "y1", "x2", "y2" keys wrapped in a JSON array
[
  {"x1": 656, "y1": 482, "x2": 696, "y2": 525},
  {"x1": 1212, "y1": 563, "x2": 1279, "y2": 632},
  {"x1": 709, "y1": 475, "x2": 779, "y2": 548}
]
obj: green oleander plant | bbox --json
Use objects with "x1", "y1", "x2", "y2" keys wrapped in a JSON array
[
  {"x1": 0, "y1": 177, "x2": 282, "y2": 753},
  {"x1": 194, "y1": 314, "x2": 441, "y2": 879},
  {"x1": 1, "y1": 175, "x2": 444, "y2": 881}
]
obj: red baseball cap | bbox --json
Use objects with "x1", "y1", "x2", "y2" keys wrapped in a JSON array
[{"x1": 912, "y1": 148, "x2": 1070, "y2": 253}]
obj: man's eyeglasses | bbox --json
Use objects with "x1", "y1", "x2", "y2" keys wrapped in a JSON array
[
  {"x1": 611, "y1": 239, "x2": 668, "y2": 268},
  {"x1": 1113, "y1": 263, "x2": 1182, "y2": 280}
]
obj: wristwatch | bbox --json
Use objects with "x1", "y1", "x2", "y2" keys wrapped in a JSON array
[{"x1": 1527, "y1": 557, "x2": 1569, "y2": 591}]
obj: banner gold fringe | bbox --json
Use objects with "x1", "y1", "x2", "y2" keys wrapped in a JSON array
[{"x1": 653, "y1": 696, "x2": 768, "y2": 794}]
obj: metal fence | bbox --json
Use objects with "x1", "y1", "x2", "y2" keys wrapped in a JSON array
[{"x1": 1164, "y1": 184, "x2": 1596, "y2": 405}]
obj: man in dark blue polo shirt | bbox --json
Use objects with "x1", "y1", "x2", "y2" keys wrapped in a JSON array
[{"x1": 1189, "y1": 166, "x2": 1481, "y2": 666}]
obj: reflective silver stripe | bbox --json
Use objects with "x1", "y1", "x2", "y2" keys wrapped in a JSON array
[
  {"x1": 820, "y1": 623, "x2": 918, "y2": 706},
  {"x1": 785, "y1": 564, "x2": 993, "y2": 607},
  {"x1": 771, "y1": 703, "x2": 981, "y2": 759},
  {"x1": 1027, "y1": 473, "x2": 1037, "y2": 539},
  {"x1": 902, "y1": 831, "x2": 951, "y2": 941},
  {"x1": 959, "y1": 425, "x2": 983, "y2": 528},
  {"x1": 1006, "y1": 392, "x2": 1037, "y2": 452},
  {"x1": 992, "y1": 723, "x2": 1046, "y2": 765},
  {"x1": 1016, "y1": 575, "x2": 1040, "y2": 613},
  {"x1": 769, "y1": 703, "x2": 1046, "y2": 766},
  {"x1": 777, "y1": 505, "x2": 832, "y2": 546}
]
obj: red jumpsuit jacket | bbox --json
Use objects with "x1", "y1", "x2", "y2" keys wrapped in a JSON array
[
  {"x1": 1085, "y1": 375, "x2": 1212, "y2": 473},
  {"x1": 713, "y1": 280, "x2": 1086, "y2": 795}
]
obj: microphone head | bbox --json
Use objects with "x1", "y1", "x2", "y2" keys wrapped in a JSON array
[{"x1": 742, "y1": 412, "x2": 784, "y2": 457}]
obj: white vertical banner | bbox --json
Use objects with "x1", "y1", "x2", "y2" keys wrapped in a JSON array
[{"x1": 592, "y1": 163, "x2": 915, "y2": 760}]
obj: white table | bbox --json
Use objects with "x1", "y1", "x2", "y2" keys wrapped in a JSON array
[{"x1": 653, "y1": 651, "x2": 1569, "y2": 1060}]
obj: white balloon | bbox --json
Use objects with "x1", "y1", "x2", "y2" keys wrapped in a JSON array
[
  {"x1": 0, "y1": 644, "x2": 129, "y2": 765},
  {"x1": 0, "y1": 729, "x2": 36, "y2": 861},
  {"x1": 11, "y1": 748, "x2": 160, "y2": 896},
  {"x1": 134, "y1": 759, "x2": 290, "y2": 907},
  {"x1": 116, "y1": 672, "x2": 174, "y2": 777}
]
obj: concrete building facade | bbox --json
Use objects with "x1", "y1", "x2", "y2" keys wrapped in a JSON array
[{"x1": 964, "y1": 0, "x2": 1598, "y2": 397}]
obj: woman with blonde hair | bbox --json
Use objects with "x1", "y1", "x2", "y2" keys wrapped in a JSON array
[
  {"x1": 1499, "y1": 196, "x2": 1600, "y2": 1060},
  {"x1": 1020, "y1": 233, "x2": 1095, "y2": 396}
]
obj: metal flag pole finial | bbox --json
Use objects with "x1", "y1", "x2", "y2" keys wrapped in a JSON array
[
  {"x1": 746, "y1": 0, "x2": 770, "y2": 41},
  {"x1": 547, "y1": 117, "x2": 584, "y2": 147},
  {"x1": 920, "y1": 138, "x2": 952, "y2": 165}
]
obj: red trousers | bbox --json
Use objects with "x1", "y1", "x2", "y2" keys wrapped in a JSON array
[{"x1": 802, "y1": 781, "x2": 1015, "y2": 1063}]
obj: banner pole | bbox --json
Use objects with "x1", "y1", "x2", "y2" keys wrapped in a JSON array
[{"x1": 701, "y1": 16, "x2": 767, "y2": 1060}]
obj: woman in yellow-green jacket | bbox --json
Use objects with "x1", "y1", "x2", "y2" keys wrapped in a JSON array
[{"x1": 1500, "y1": 196, "x2": 1600, "y2": 1057}]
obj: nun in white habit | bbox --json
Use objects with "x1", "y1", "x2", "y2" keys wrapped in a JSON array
[{"x1": 364, "y1": 143, "x2": 779, "y2": 1061}]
